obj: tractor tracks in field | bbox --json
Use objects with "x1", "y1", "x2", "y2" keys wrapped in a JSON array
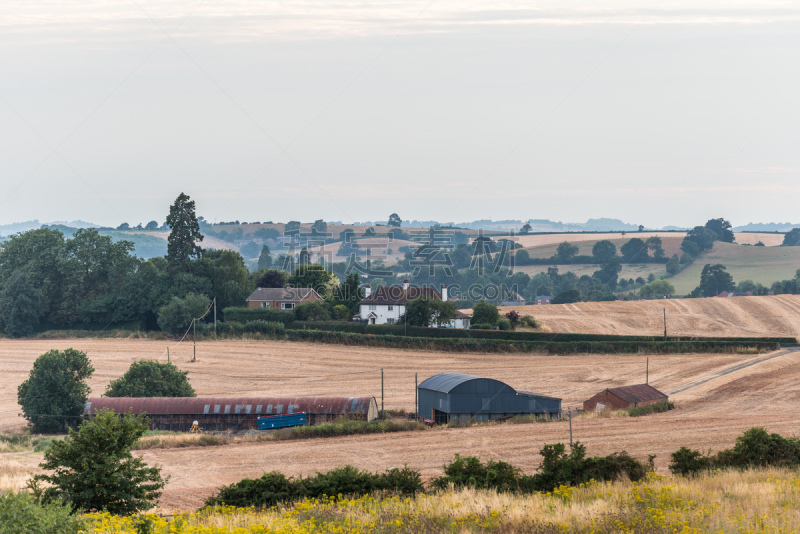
[{"x1": 665, "y1": 348, "x2": 799, "y2": 396}]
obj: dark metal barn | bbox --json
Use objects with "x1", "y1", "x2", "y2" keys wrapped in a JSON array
[
  {"x1": 84, "y1": 396, "x2": 378, "y2": 431},
  {"x1": 417, "y1": 373, "x2": 561, "y2": 424}
]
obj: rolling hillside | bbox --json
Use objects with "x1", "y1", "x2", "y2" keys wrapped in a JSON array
[{"x1": 498, "y1": 294, "x2": 800, "y2": 338}]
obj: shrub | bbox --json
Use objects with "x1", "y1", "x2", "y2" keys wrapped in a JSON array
[
  {"x1": 221, "y1": 307, "x2": 295, "y2": 324},
  {"x1": 205, "y1": 465, "x2": 423, "y2": 508},
  {"x1": 520, "y1": 315, "x2": 539, "y2": 328},
  {"x1": 669, "y1": 447, "x2": 713, "y2": 477},
  {"x1": 472, "y1": 301, "x2": 500, "y2": 325},
  {"x1": 18, "y1": 348, "x2": 94, "y2": 433},
  {"x1": 35, "y1": 410, "x2": 167, "y2": 515},
  {"x1": 294, "y1": 301, "x2": 332, "y2": 321},
  {"x1": 157, "y1": 293, "x2": 210, "y2": 334},
  {"x1": 470, "y1": 323, "x2": 494, "y2": 330},
  {"x1": 496, "y1": 317, "x2": 512, "y2": 331},
  {"x1": 105, "y1": 360, "x2": 195, "y2": 398},
  {"x1": 627, "y1": 401, "x2": 674, "y2": 417},
  {"x1": 430, "y1": 455, "x2": 522, "y2": 492},
  {"x1": 0, "y1": 491, "x2": 83, "y2": 534}
]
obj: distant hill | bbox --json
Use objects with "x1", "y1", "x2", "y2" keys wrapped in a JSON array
[{"x1": 732, "y1": 222, "x2": 799, "y2": 233}]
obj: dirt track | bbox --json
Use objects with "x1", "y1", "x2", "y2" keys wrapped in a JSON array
[
  {"x1": 500, "y1": 295, "x2": 800, "y2": 338},
  {"x1": 3, "y1": 337, "x2": 800, "y2": 511}
]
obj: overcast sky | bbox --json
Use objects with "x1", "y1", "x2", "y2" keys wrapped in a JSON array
[{"x1": 1, "y1": 1, "x2": 799, "y2": 228}]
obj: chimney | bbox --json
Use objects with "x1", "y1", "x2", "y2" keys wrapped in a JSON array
[
  {"x1": 441, "y1": 284, "x2": 448, "y2": 301},
  {"x1": 403, "y1": 279, "x2": 409, "y2": 291},
  {"x1": 364, "y1": 284, "x2": 371, "y2": 298}
]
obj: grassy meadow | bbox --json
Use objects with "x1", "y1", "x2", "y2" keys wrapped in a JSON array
[{"x1": 82, "y1": 469, "x2": 800, "y2": 533}]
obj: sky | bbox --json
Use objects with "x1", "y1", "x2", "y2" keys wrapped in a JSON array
[{"x1": 1, "y1": 1, "x2": 799, "y2": 229}]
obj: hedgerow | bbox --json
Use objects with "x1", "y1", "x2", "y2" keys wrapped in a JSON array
[{"x1": 221, "y1": 307, "x2": 295, "y2": 324}]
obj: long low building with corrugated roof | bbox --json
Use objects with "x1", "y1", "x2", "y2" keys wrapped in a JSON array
[
  {"x1": 84, "y1": 396, "x2": 378, "y2": 431},
  {"x1": 582, "y1": 384, "x2": 668, "y2": 412}
]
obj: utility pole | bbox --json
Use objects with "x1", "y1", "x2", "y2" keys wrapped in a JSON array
[
  {"x1": 646, "y1": 357, "x2": 650, "y2": 385},
  {"x1": 214, "y1": 297, "x2": 217, "y2": 336},
  {"x1": 663, "y1": 308, "x2": 667, "y2": 339},
  {"x1": 381, "y1": 368, "x2": 384, "y2": 417},
  {"x1": 192, "y1": 319, "x2": 196, "y2": 362},
  {"x1": 414, "y1": 373, "x2": 418, "y2": 421},
  {"x1": 568, "y1": 408, "x2": 573, "y2": 451},
  {"x1": 167, "y1": 347, "x2": 170, "y2": 363}
]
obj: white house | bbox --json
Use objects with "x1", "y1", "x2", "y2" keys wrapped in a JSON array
[{"x1": 359, "y1": 280, "x2": 469, "y2": 329}]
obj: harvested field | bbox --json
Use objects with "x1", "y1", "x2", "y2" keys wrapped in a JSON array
[
  {"x1": 2, "y1": 337, "x2": 800, "y2": 512},
  {"x1": 521, "y1": 236, "x2": 684, "y2": 259},
  {"x1": 499, "y1": 294, "x2": 800, "y2": 338}
]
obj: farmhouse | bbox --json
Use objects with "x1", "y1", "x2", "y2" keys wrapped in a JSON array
[
  {"x1": 246, "y1": 287, "x2": 322, "y2": 310},
  {"x1": 359, "y1": 281, "x2": 469, "y2": 328},
  {"x1": 582, "y1": 384, "x2": 668, "y2": 412},
  {"x1": 84, "y1": 396, "x2": 378, "y2": 432},
  {"x1": 417, "y1": 373, "x2": 561, "y2": 424},
  {"x1": 534, "y1": 295, "x2": 552, "y2": 305}
]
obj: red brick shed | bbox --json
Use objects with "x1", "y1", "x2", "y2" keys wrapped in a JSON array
[{"x1": 583, "y1": 384, "x2": 668, "y2": 412}]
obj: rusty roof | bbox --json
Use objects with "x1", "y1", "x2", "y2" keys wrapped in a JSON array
[
  {"x1": 84, "y1": 396, "x2": 375, "y2": 416},
  {"x1": 605, "y1": 384, "x2": 667, "y2": 404}
]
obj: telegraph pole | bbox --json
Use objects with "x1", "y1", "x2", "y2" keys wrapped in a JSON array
[
  {"x1": 663, "y1": 308, "x2": 667, "y2": 339},
  {"x1": 414, "y1": 373, "x2": 418, "y2": 421},
  {"x1": 381, "y1": 368, "x2": 384, "y2": 417},
  {"x1": 167, "y1": 347, "x2": 170, "y2": 363},
  {"x1": 646, "y1": 357, "x2": 649, "y2": 384},
  {"x1": 568, "y1": 408, "x2": 573, "y2": 451},
  {"x1": 214, "y1": 297, "x2": 217, "y2": 336},
  {"x1": 192, "y1": 319, "x2": 196, "y2": 362}
]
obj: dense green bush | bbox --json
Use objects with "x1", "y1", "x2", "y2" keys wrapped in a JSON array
[
  {"x1": 526, "y1": 443, "x2": 648, "y2": 492},
  {"x1": 0, "y1": 491, "x2": 83, "y2": 534},
  {"x1": 627, "y1": 401, "x2": 674, "y2": 417},
  {"x1": 105, "y1": 360, "x2": 195, "y2": 398},
  {"x1": 221, "y1": 307, "x2": 295, "y2": 324},
  {"x1": 205, "y1": 465, "x2": 424, "y2": 508},
  {"x1": 157, "y1": 293, "x2": 211, "y2": 334},
  {"x1": 469, "y1": 323, "x2": 494, "y2": 330},
  {"x1": 669, "y1": 427, "x2": 800, "y2": 477},
  {"x1": 215, "y1": 320, "x2": 285, "y2": 336},
  {"x1": 286, "y1": 320, "x2": 364, "y2": 333},
  {"x1": 430, "y1": 455, "x2": 522, "y2": 492}
]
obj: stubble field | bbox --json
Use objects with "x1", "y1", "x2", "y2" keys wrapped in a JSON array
[{"x1": 2, "y1": 330, "x2": 800, "y2": 511}]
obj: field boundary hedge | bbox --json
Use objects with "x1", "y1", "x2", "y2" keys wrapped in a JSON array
[
  {"x1": 283, "y1": 321, "x2": 795, "y2": 344},
  {"x1": 284, "y1": 329, "x2": 779, "y2": 354}
]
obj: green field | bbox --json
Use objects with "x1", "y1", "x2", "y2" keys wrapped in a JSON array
[{"x1": 669, "y1": 242, "x2": 800, "y2": 294}]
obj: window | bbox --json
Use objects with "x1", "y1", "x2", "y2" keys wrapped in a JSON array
[
  {"x1": 261, "y1": 302, "x2": 268, "y2": 308},
  {"x1": 388, "y1": 305, "x2": 393, "y2": 311},
  {"x1": 281, "y1": 302, "x2": 295, "y2": 310},
  {"x1": 387, "y1": 318, "x2": 395, "y2": 325},
  {"x1": 369, "y1": 305, "x2": 376, "y2": 311}
]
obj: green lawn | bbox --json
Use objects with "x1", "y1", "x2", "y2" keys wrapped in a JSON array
[{"x1": 669, "y1": 242, "x2": 800, "y2": 295}]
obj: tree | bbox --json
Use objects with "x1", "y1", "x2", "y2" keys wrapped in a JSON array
[
  {"x1": 552, "y1": 289, "x2": 581, "y2": 304},
  {"x1": 388, "y1": 213, "x2": 402, "y2": 227},
  {"x1": 166, "y1": 193, "x2": 204, "y2": 273},
  {"x1": 639, "y1": 280, "x2": 675, "y2": 298},
  {"x1": 705, "y1": 218, "x2": 735, "y2": 243},
  {"x1": 257, "y1": 245, "x2": 273, "y2": 270},
  {"x1": 298, "y1": 247, "x2": 310, "y2": 265},
  {"x1": 105, "y1": 361, "x2": 195, "y2": 398},
  {"x1": 335, "y1": 272, "x2": 363, "y2": 314},
  {"x1": 0, "y1": 270, "x2": 41, "y2": 337},
  {"x1": 620, "y1": 238, "x2": 647, "y2": 263},
  {"x1": 592, "y1": 257, "x2": 622, "y2": 288},
  {"x1": 520, "y1": 223, "x2": 532, "y2": 234},
  {"x1": 207, "y1": 250, "x2": 252, "y2": 310},
  {"x1": 293, "y1": 301, "x2": 331, "y2": 321},
  {"x1": 429, "y1": 299, "x2": 458, "y2": 327},
  {"x1": 0, "y1": 492, "x2": 82, "y2": 534},
  {"x1": 17, "y1": 348, "x2": 94, "y2": 433},
  {"x1": 116, "y1": 222, "x2": 130, "y2": 231},
  {"x1": 256, "y1": 269, "x2": 286, "y2": 288},
  {"x1": 311, "y1": 219, "x2": 327, "y2": 234},
  {"x1": 363, "y1": 227, "x2": 376, "y2": 237},
  {"x1": 695, "y1": 264, "x2": 735, "y2": 297},
  {"x1": 645, "y1": 236, "x2": 666, "y2": 259},
  {"x1": 34, "y1": 410, "x2": 167, "y2": 514},
  {"x1": 638, "y1": 225, "x2": 644, "y2": 232},
  {"x1": 683, "y1": 226, "x2": 716, "y2": 253},
  {"x1": 402, "y1": 297, "x2": 435, "y2": 326},
  {"x1": 145, "y1": 220, "x2": 159, "y2": 231},
  {"x1": 157, "y1": 292, "x2": 210, "y2": 334},
  {"x1": 288, "y1": 264, "x2": 336, "y2": 295},
  {"x1": 285, "y1": 221, "x2": 301, "y2": 233},
  {"x1": 666, "y1": 254, "x2": 680, "y2": 275},
  {"x1": 591, "y1": 240, "x2": 617, "y2": 263},
  {"x1": 471, "y1": 301, "x2": 499, "y2": 325},
  {"x1": 555, "y1": 242, "x2": 579, "y2": 263},
  {"x1": 782, "y1": 228, "x2": 800, "y2": 246}
]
